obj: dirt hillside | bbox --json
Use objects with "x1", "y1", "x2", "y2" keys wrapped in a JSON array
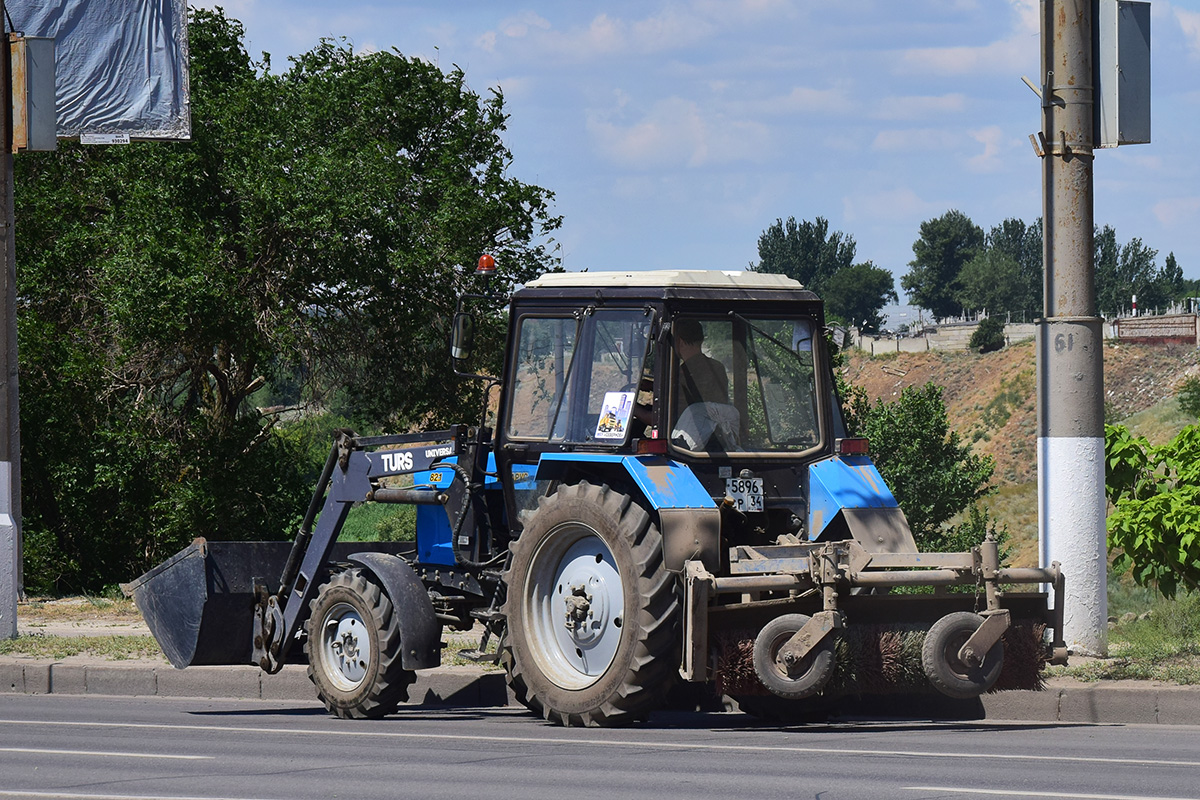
[{"x1": 844, "y1": 339, "x2": 1200, "y2": 486}]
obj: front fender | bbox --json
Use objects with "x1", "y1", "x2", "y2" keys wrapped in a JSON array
[{"x1": 347, "y1": 552, "x2": 441, "y2": 670}]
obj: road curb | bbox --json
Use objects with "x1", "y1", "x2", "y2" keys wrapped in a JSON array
[
  {"x1": 4, "y1": 658, "x2": 1198, "y2": 725},
  {"x1": 0, "y1": 659, "x2": 510, "y2": 707}
]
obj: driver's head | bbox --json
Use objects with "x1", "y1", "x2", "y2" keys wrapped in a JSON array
[{"x1": 674, "y1": 318, "x2": 704, "y2": 347}]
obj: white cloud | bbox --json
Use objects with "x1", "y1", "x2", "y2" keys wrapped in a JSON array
[
  {"x1": 898, "y1": 0, "x2": 1038, "y2": 76},
  {"x1": 1009, "y1": 0, "x2": 1039, "y2": 35},
  {"x1": 871, "y1": 128, "x2": 958, "y2": 153},
  {"x1": 965, "y1": 125, "x2": 1009, "y2": 172},
  {"x1": 478, "y1": 7, "x2": 719, "y2": 62},
  {"x1": 1153, "y1": 197, "x2": 1200, "y2": 229},
  {"x1": 874, "y1": 93, "x2": 967, "y2": 121},
  {"x1": 842, "y1": 187, "x2": 940, "y2": 224},
  {"x1": 490, "y1": 75, "x2": 535, "y2": 100},
  {"x1": 1178, "y1": 8, "x2": 1200, "y2": 57},
  {"x1": 772, "y1": 85, "x2": 856, "y2": 115},
  {"x1": 900, "y1": 36, "x2": 1033, "y2": 76},
  {"x1": 588, "y1": 97, "x2": 773, "y2": 169}
]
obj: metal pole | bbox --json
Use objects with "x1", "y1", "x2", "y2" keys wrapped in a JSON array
[
  {"x1": 1037, "y1": 0, "x2": 1107, "y2": 656},
  {"x1": 0, "y1": 6, "x2": 20, "y2": 639}
]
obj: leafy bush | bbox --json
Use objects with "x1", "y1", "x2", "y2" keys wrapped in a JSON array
[
  {"x1": 969, "y1": 316, "x2": 1006, "y2": 353},
  {"x1": 845, "y1": 382, "x2": 998, "y2": 552},
  {"x1": 1177, "y1": 376, "x2": 1200, "y2": 418},
  {"x1": 1105, "y1": 423, "x2": 1200, "y2": 598}
]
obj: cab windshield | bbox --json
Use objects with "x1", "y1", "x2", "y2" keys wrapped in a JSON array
[
  {"x1": 506, "y1": 308, "x2": 655, "y2": 444},
  {"x1": 669, "y1": 316, "x2": 820, "y2": 454}
]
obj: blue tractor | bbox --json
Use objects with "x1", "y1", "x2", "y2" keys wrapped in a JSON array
[{"x1": 126, "y1": 268, "x2": 1066, "y2": 726}]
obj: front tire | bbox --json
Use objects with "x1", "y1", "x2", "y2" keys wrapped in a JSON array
[
  {"x1": 305, "y1": 568, "x2": 415, "y2": 719},
  {"x1": 502, "y1": 482, "x2": 679, "y2": 727}
]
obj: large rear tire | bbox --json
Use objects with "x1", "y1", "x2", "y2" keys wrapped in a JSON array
[
  {"x1": 502, "y1": 482, "x2": 679, "y2": 727},
  {"x1": 305, "y1": 568, "x2": 415, "y2": 719}
]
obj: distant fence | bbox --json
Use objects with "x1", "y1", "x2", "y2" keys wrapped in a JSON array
[
  {"x1": 857, "y1": 322, "x2": 1037, "y2": 354},
  {"x1": 1112, "y1": 313, "x2": 1199, "y2": 346},
  {"x1": 857, "y1": 314, "x2": 1200, "y2": 354}
]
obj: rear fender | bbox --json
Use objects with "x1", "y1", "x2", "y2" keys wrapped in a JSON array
[
  {"x1": 346, "y1": 552, "x2": 441, "y2": 670},
  {"x1": 535, "y1": 453, "x2": 720, "y2": 573},
  {"x1": 808, "y1": 455, "x2": 918, "y2": 553}
]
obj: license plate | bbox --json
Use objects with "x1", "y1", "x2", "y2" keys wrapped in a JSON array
[{"x1": 725, "y1": 477, "x2": 764, "y2": 512}]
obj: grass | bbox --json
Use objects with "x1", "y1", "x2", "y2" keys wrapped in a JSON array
[
  {"x1": 1119, "y1": 396, "x2": 1196, "y2": 445},
  {"x1": 20, "y1": 596, "x2": 141, "y2": 620},
  {"x1": 1048, "y1": 574, "x2": 1200, "y2": 684},
  {"x1": 338, "y1": 501, "x2": 416, "y2": 542},
  {"x1": 976, "y1": 482, "x2": 1039, "y2": 567},
  {"x1": 0, "y1": 634, "x2": 164, "y2": 661}
]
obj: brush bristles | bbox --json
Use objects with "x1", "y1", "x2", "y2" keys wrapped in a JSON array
[{"x1": 714, "y1": 621, "x2": 1048, "y2": 698}]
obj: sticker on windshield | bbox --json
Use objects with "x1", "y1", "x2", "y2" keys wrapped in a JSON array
[{"x1": 595, "y1": 391, "x2": 636, "y2": 440}]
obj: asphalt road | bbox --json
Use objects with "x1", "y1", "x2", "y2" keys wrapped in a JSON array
[{"x1": 2, "y1": 694, "x2": 1200, "y2": 800}]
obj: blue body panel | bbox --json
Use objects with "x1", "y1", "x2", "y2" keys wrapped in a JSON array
[
  {"x1": 413, "y1": 454, "x2": 499, "y2": 566},
  {"x1": 807, "y1": 454, "x2": 899, "y2": 539},
  {"x1": 535, "y1": 452, "x2": 716, "y2": 510}
]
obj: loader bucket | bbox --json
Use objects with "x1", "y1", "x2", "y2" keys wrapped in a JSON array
[
  {"x1": 121, "y1": 538, "x2": 289, "y2": 668},
  {"x1": 123, "y1": 538, "x2": 418, "y2": 669}
]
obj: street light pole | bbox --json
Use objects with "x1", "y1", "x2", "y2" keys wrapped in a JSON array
[{"x1": 1037, "y1": 0, "x2": 1107, "y2": 656}]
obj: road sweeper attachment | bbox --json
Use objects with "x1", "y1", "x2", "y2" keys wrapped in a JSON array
[{"x1": 127, "y1": 268, "x2": 1067, "y2": 726}]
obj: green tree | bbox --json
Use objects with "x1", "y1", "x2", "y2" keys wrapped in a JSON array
[
  {"x1": 1178, "y1": 377, "x2": 1200, "y2": 419},
  {"x1": 1160, "y1": 252, "x2": 1188, "y2": 306},
  {"x1": 752, "y1": 217, "x2": 895, "y2": 332},
  {"x1": 969, "y1": 316, "x2": 1006, "y2": 353},
  {"x1": 751, "y1": 216, "x2": 855, "y2": 296},
  {"x1": 820, "y1": 261, "x2": 897, "y2": 333},
  {"x1": 988, "y1": 217, "x2": 1043, "y2": 315},
  {"x1": 957, "y1": 249, "x2": 1024, "y2": 315},
  {"x1": 901, "y1": 210, "x2": 984, "y2": 321},
  {"x1": 15, "y1": 9, "x2": 560, "y2": 591},
  {"x1": 1173, "y1": 261, "x2": 1200, "y2": 307},
  {"x1": 845, "y1": 383, "x2": 996, "y2": 551},
  {"x1": 1106, "y1": 424, "x2": 1200, "y2": 598},
  {"x1": 1094, "y1": 226, "x2": 1181, "y2": 316},
  {"x1": 958, "y1": 218, "x2": 1042, "y2": 318}
]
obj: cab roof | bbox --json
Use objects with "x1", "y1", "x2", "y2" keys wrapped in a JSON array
[{"x1": 524, "y1": 270, "x2": 804, "y2": 291}]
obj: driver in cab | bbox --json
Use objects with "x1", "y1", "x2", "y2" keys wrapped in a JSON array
[{"x1": 672, "y1": 318, "x2": 728, "y2": 412}]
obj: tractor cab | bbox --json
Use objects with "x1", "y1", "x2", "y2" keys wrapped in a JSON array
[{"x1": 493, "y1": 270, "x2": 844, "y2": 543}]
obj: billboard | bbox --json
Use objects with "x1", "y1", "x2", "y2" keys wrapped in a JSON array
[{"x1": 9, "y1": 0, "x2": 190, "y2": 141}]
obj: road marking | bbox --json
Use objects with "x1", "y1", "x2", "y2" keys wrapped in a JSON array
[
  {"x1": 0, "y1": 793, "x2": 264, "y2": 800},
  {"x1": 0, "y1": 746, "x2": 210, "y2": 760},
  {"x1": 0, "y1": 718, "x2": 1197, "y2": 769},
  {"x1": 909, "y1": 788, "x2": 1200, "y2": 800}
]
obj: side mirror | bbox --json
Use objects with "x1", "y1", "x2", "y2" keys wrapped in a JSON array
[{"x1": 451, "y1": 312, "x2": 475, "y2": 361}]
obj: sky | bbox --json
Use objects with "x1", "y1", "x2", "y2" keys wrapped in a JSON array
[{"x1": 194, "y1": 0, "x2": 1200, "y2": 304}]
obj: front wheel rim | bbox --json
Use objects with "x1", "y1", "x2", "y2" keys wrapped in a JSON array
[
  {"x1": 320, "y1": 601, "x2": 372, "y2": 692},
  {"x1": 523, "y1": 524, "x2": 624, "y2": 690}
]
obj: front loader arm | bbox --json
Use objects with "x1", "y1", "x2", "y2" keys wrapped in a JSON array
[{"x1": 252, "y1": 427, "x2": 465, "y2": 672}]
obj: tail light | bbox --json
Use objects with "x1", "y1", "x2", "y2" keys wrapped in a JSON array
[
  {"x1": 836, "y1": 437, "x2": 869, "y2": 455},
  {"x1": 637, "y1": 437, "x2": 668, "y2": 455}
]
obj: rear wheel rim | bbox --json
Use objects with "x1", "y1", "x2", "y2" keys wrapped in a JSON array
[
  {"x1": 523, "y1": 524, "x2": 624, "y2": 690},
  {"x1": 320, "y1": 601, "x2": 371, "y2": 692}
]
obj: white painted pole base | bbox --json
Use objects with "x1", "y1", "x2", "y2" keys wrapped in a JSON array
[
  {"x1": 1038, "y1": 436, "x2": 1108, "y2": 656},
  {"x1": 0, "y1": 461, "x2": 15, "y2": 639}
]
